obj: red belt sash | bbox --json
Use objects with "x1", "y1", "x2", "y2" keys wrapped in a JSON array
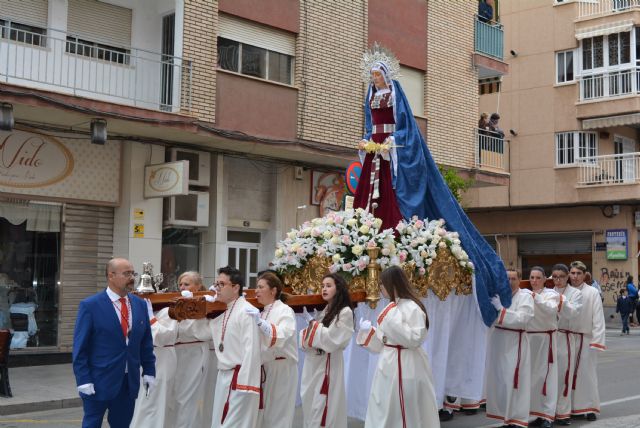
[
  {"x1": 527, "y1": 329, "x2": 556, "y2": 396},
  {"x1": 572, "y1": 332, "x2": 584, "y2": 391},
  {"x1": 385, "y1": 344, "x2": 408, "y2": 428},
  {"x1": 495, "y1": 326, "x2": 525, "y2": 389},
  {"x1": 259, "y1": 357, "x2": 288, "y2": 410},
  {"x1": 221, "y1": 364, "x2": 241, "y2": 424}
]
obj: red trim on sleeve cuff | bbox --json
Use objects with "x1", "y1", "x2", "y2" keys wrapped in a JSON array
[
  {"x1": 590, "y1": 343, "x2": 606, "y2": 350},
  {"x1": 308, "y1": 321, "x2": 320, "y2": 347},
  {"x1": 150, "y1": 318, "x2": 157, "y2": 325},
  {"x1": 363, "y1": 327, "x2": 376, "y2": 347},
  {"x1": 269, "y1": 323, "x2": 277, "y2": 348},
  {"x1": 498, "y1": 308, "x2": 506, "y2": 325}
]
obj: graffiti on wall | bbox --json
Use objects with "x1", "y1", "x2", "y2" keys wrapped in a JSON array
[{"x1": 599, "y1": 267, "x2": 631, "y2": 306}]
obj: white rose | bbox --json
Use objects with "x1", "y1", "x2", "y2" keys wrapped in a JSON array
[
  {"x1": 425, "y1": 258, "x2": 433, "y2": 266},
  {"x1": 287, "y1": 231, "x2": 297, "y2": 240},
  {"x1": 332, "y1": 254, "x2": 341, "y2": 263},
  {"x1": 346, "y1": 219, "x2": 358, "y2": 227},
  {"x1": 323, "y1": 230, "x2": 332, "y2": 240},
  {"x1": 352, "y1": 245, "x2": 364, "y2": 256},
  {"x1": 331, "y1": 236, "x2": 340, "y2": 245},
  {"x1": 359, "y1": 225, "x2": 370, "y2": 234},
  {"x1": 374, "y1": 218, "x2": 383, "y2": 229},
  {"x1": 275, "y1": 248, "x2": 284, "y2": 258}
]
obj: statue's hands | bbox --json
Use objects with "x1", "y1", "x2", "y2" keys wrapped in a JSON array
[{"x1": 358, "y1": 139, "x2": 367, "y2": 150}]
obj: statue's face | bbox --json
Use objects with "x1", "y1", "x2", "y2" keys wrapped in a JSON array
[{"x1": 371, "y1": 70, "x2": 387, "y2": 90}]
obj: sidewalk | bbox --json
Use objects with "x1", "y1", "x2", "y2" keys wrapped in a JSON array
[{"x1": 0, "y1": 364, "x2": 79, "y2": 415}]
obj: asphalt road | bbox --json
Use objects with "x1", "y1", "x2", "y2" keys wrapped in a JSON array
[{"x1": 0, "y1": 329, "x2": 638, "y2": 427}]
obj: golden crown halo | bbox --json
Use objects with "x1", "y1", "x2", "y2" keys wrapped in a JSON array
[{"x1": 361, "y1": 42, "x2": 401, "y2": 84}]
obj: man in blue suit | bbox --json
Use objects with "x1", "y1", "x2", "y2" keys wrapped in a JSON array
[{"x1": 73, "y1": 257, "x2": 156, "y2": 428}]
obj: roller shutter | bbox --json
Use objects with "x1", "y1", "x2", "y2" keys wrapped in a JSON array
[
  {"x1": 218, "y1": 13, "x2": 295, "y2": 56},
  {"x1": 517, "y1": 232, "x2": 592, "y2": 255},
  {"x1": 67, "y1": 0, "x2": 132, "y2": 47},
  {"x1": 0, "y1": 0, "x2": 48, "y2": 27}
]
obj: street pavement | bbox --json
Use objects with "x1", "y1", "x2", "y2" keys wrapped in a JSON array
[{"x1": 0, "y1": 329, "x2": 638, "y2": 427}]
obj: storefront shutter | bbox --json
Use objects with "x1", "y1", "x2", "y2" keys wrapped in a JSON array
[
  {"x1": 67, "y1": 0, "x2": 132, "y2": 47},
  {"x1": 218, "y1": 13, "x2": 295, "y2": 56},
  {"x1": 59, "y1": 204, "x2": 114, "y2": 350},
  {"x1": 0, "y1": 0, "x2": 48, "y2": 27},
  {"x1": 517, "y1": 232, "x2": 593, "y2": 255}
]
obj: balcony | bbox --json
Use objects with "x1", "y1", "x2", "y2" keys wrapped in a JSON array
[
  {"x1": 0, "y1": 24, "x2": 192, "y2": 113},
  {"x1": 475, "y1": 128, "x2": 509, "y2": 173},
  {"x1": 578, "y1": 67, "x2": 640, "y2": 100},
  {"x1": 473, "y1": 17, "x2": 508, "y2": 79},
  {"x1": 577, "y1": 152, "x2": 640, "y2": 185},
  {"x1": 577, "y1": 0, "x2": 640, "y2": 20}
]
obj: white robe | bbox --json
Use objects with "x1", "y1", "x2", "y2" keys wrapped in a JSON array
[
  {"x1": 257, "y1": 300, "x2": 298, "y2": 428},
  {"x1": 210, "y1": 296, "x2": 262, "y2": 428},
  {"x1": 202, "y1": 341, "x2": 218, "y2": 428},
  {"x1": 300, "y1": 306, "x2": 354, "y2": 428},
  {"x1": 131, "y1": 307, "x2": 178, "y2": 428},
  {"x1": 526, "y1": 288, "x2": 559, "y2": 422},
  {"x1": 570, "y1": 283, "x2": 606, "y2": 416},
  {"x1": 174, "y1": 317, "x2": 213, "y2": 428},
  {"x1": 554, "y1": 285, "x2": 583, "y2": 420},
  {"x1": 485, "y1": 289, "x2": 534, "y2": 428},
  {"x1": 356, "y1": 299, "x2": 440, "y2": 428}
]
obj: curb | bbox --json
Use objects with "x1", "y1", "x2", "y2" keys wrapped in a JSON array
[{"x1": 0, "y1": 397, "x2": 82, "y2": 416}]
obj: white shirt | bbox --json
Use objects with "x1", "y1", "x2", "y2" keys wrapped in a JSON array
[{"x1": 106, "y1": 287, "x2": 131, "y2": 372}]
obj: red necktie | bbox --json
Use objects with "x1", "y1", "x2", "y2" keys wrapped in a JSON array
[{"x1": 119, "y1": 297, "x2": 129, "y2": 338}]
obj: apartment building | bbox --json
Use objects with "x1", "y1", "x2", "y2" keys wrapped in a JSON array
[
  {"x1": 467, "y1": 0, "x2": 640, "y2": 307},
  {"x1": 0, "y1": 0, "x2": 504, "y2": 353}
]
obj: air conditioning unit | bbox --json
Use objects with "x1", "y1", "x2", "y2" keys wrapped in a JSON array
[
  {"x1": 164, "y1": 191, "x2": 210, "y2": 227},
  {"x1": 169, "y1": 148, "x2": 211, "y2": 187}
]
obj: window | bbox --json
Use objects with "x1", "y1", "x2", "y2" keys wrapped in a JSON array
[
  {"x1": 555, "y1": 131, "x2": 598, "y2": 166},
  {"x1": 556, "y1": 50, "x2": 574, "y2": 83},
  {"x1": 398, "y1": 65, "x2": 425, "y2": 115},
  {"x1": 0, "y1": 19, "x2": 46, "y2": 47},
  {"x1": 582, "y1": 36, "x2": 604, "y2": 70},
  {"x1": 479, "y1": 77, "x2": 501, "y2": 94},
  {"x1": 65, "y1": 36, "x2": 130, "y2": 65},
  {"x1": 217, "y1": 37, "x2": 293, "y2": 84},
  {"x1": 608, "y1": 31, "x2": 631, "y2": 66},
  {"x1": 160, "y1": 228, "x2": 201, "y2": 291}
]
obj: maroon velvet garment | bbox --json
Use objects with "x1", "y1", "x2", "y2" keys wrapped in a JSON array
[{"x1": 353, "y1": 91, "x2": 404, "y2": 231}]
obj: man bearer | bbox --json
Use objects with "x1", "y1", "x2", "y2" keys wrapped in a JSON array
[
  {"x1": 210, "y1": 266, "x2": 262, "y2": 427},
  {"x1": 73, "y1": 258, "x2": 156, "y2": 428}
]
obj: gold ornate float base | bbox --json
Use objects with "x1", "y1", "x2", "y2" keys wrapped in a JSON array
[{"x1": 283, "y1": 246, "x2": 472, "y2": 307}]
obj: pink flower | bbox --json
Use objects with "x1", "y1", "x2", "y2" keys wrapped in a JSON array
[
  {"x1": 419, "y1": 267, "x2": 426, "y2": 276},
  {"x1": 357, "y1": 260, "x2": 367, "y2": 270},
  {"x1": 381, "y1": 248, "x2": 391, "y2": 256},
  {"x1": 296, "y1": 248, "x2": 306, "y2": 257},
  {"x1": 343, "y1": 263, "x2": 353, "y2": 271},
  {"x1": 317, "y1": 247, "x2": 326, "y2": 256},
  {"x1": 399, "y1": 252, "x2": 407, "y2": 262},
  {"x1": 342, "y1": 235, "x2": 351, "y2": 245},
  {"x1": 335, "y1": 216, "x2": 344, "y2": 224},
  {"x1": 367, "y1": 240, "x2": 377, "y2": 249},
  {"x1": 329, "y1": 264, "x2": 339, "y2": 273},
  {"x1": 415, "y1": 220, "x2": 424, "y2": 229}
]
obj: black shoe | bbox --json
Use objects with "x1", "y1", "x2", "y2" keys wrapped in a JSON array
[
  {"x1": 586, "y1": 413, "x2": 597, "y2": 421},
  {"x1": 541, "y1": 421, "x2": 553, "y2": 428},
  {"x1": 556, "y1": 418, "x2": 571, "y2": 425},
  {"x1": 439, "y1": 409, "x2": 454, "y2": 422},
  {"x1": 463, "y1": 408, "x2": 477, "y2": 415},
  {"x1": 531, "y1": 417, "x2": 544, "y2": 426}
]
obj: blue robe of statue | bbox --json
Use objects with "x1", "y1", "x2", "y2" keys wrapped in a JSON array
[{"x1": 363, "y1": 80, "x2": 512, "y2": 326}]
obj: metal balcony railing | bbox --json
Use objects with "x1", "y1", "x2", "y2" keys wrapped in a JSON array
[
  {"x1": 578, "y1": 67, "x2": 640, "y2": 101},
  {"x1": 475, "y1": 128, "x2": 509, "y2": 172},
  {"x1": 577, "y1": 152, "x2": 640, "y2": 185},
  {"x1": 474, "y1": 17, "x2": 504, "y2": 61},
  {"x1": 0, "y1": 24, "x2": 192, "y2": 113},
  {"x1": 577, "y1": 0, "x2": 640, "y2": 19}
]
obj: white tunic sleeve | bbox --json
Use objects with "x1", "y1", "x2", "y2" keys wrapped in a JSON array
[
  {"x1": 356, "y1": 326, "x2": 383, "y2": 353},
  {"x1": 150, "y1": 307, "x2": 178, "y2": 347},
  {"x1": 304, "y1": 307, "x2": 354, "y2": 353},
  {"x1": 534, "y1": 290, "x2": 559, "y2": 316},
  {"x1": 236, "y1": 304, "x2": 263, "y2": 394},
  {"x1": 262, "y1": 303, "x2": 296, "y2": 351},
  {"x1": 558, "y1": 288, "x2": 583, "y2": 320},
  {"x1": 589, "y1": 293, "x2": 606, "y2": 351},
  {"x1": 496, "y1": 291, "x2": 534, "y2": 329},
  {"x1": 377, "y1": 300, "x2": 427, "y2": 348}
]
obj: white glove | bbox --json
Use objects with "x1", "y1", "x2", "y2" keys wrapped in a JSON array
[
  {"x1": 143, "y1": 375, "x2": 156, "y2": 396},
  {"x1": 257, "y1": 319, "x2": 273, "y2": 337},
  {"x1": 245, "y1": 305, "x2": 260, "y2": 323},
  {"x1": 144, "y1": 298, "x2": 154, "y2": 321},
  {"x1": 204, "y1": 294, "x2": 216, "y2": 303},
  {"x1": 77, "y1": 383, "x2": 95, "y2": 396},
  {"x1": 359, "y1": 318, "x2": 372, "y2": 332},
  {"x1": 181, "y1": 290, "x2": 193, "y2": 298},
  {"x1": 208, "y1": 284, "x2": 217, "y2": 291},
  {"x1": 302, "y1": 306, "x2": 315, "y2": 323},
  {"x1": 490, "y1": 295, "x2": 503, "y2": 311}
]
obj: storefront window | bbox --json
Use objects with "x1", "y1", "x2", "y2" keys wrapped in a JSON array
[
  {"x1": 0, "y1": 202, "x2": 61, "y2": 349},
  {"x1": 160, "y1": 228, "x2": 201, "y2": 291}
]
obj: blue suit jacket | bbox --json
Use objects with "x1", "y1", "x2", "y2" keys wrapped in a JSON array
[{"x1": 72, "y1": 290, "x2": 155, "y2": 401}]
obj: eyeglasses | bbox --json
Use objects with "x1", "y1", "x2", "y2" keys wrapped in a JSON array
[
  {"x1": 552, "y1": 275, "x2": 567, "y2": 280},
  {"x1": 212, "y1": 281, "x2": 231, "y2": 290},
  {"x1": 113, "y1": 271, "x2": 138, "y2": 278}
]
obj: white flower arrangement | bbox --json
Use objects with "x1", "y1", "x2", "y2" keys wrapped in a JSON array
[
  {"x1": 272, "y1": 211, "x2": 474, "y2": 279},
  {"x1": 395, "y1": 216, "x2": 474, "y2": 276}
]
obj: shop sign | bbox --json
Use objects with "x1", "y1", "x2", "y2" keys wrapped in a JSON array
[
  {"x1": 144, "y1": 161, "x2": 189, "y2": 198},
  {"x1": 605, "y1": 229, "x2": 627, "y2": 260},
  {"x1": 0, "y1": 131, "x2": 73, "y2": 188}
]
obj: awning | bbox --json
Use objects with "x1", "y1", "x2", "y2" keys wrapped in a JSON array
[
  {"x1": 583, "y1": 112, "x2": 640, "y2": 129},
  {"x1": 575, "y1": 19, "x2": 634, "y2": 40}
]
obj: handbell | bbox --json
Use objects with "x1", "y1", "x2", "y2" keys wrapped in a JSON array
[{"x1": 136, "y1": 273, "x2": 155, "y2": 294}]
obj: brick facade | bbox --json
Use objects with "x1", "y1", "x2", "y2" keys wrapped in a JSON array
[
  {"x1": 181, "y1": 0, "x2": 217, "y2": 122},
  {"x1": 425, "y1": 1, "x2": 477, "y2": 169},
  {"x1": 295, "y1": 0, "x2": 368, "y2": 148}
]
